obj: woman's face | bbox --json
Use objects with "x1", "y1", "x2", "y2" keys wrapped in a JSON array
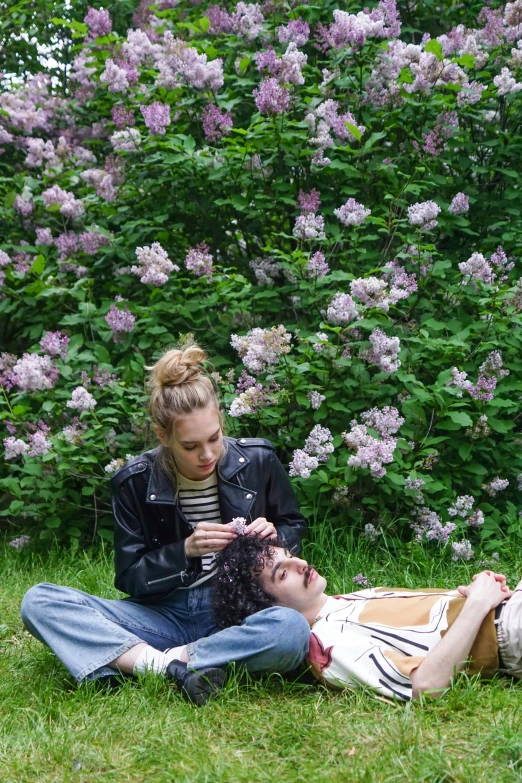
[{"x1": 157, "y1": 405, "x2": 223, "y2": 481}]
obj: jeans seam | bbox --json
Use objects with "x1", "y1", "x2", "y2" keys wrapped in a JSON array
[
  {"x1": 76, "y1": 637, "x2": 143, "y2": 681},
  {"x1": 95, "y1": 607, "x2": 186, "y2": 642}
]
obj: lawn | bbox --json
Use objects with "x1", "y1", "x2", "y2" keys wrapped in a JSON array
[{"x1": 1, "y1": 531, "x2": 522, "y2": 783}]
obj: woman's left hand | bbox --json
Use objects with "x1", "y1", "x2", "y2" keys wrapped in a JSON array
[{"x1": 246, "y1": 517, "x2": 277, "y2": 539}]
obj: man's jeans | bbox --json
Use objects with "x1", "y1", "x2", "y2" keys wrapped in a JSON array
[{"x1": 20, "y1": 582, "x2": 311, "y2": 682}]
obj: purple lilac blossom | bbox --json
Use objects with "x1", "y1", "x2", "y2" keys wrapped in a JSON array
[
  {"x1": 131, "y1": 242, "x2": 178, "y2": 285},
  {"x1": 35, "y1": 227, "x2": 53, "y2": 245},
  {"x1": 111, "y1": 105, "x2": 136, "y2": 128},
  {"x1": 298, "y1": 189, "x2": 321, "y2": 214},
  {"x1": 363, "y1": 328, "x2": 401, "y2": 373},
  {"x1": 4, "y1": 436, "x2": 29, "y2": 460},
  {"x1": 54, "y1": 232, "x2": 79, "y2": 257},
  {"x1": 105, "y1": 299, "x2": 136, "y2": 342},
  {"x1": 448, "y1": 192, "x2": 469, "y2": 214},
  {"x1": 326, "y1": 292, "x2": 359, "y2": 325},
  {"x1": 14, "y1": 195, "x2": 34, "y2": 216},
  {"x1": 84, "y1": 6, "x2": 112, "y2": 39},
  {"x1": 253, "y1": 78, "x2": 290, "y2": 115},
  {"x1": 40, "y1": 331, "x2": 69, "y2": 359},
  {"x1": 110, "y1": 128, "x2": 142, "y2": 152},
  {"x1": 79, "y1": 231, "x2": 111, "y2": 255},
  {"x1": 201, "y1": 104, "x2": 233, "y2": 141},
  {"x1": 334, "y1": 198, "x2": 371, "y2": 226},
  {"x1": 293, "y1": 213, "x2": 325, "y2": 240},
  {"x1": 184, "y1": 243, "x2": 214, "y2": 277},
  {"x1": 494, "y1": 67, "x2": 522, "y2": 95},
  {"x1": 304, "y1": 425, "x2": 334, "y2": 462},
  {"x1": 12, "y1": 353, "x2": 59, "y2": 391},
  {"x1": 140, "y1": 102, "x2": 171, "y2": 135},
  {"x1": 447, "y1": 495, "x2": 474, "y2": 517},
  {"x1": 308, "y1": 391, "x2": 325, "y2": 410},
  {"x1": 231, "y1": 325, "x2": 291, "y2": 373},
  {"x1": 249, "y1": 257, "x2": 281, "y2": 286},
  {"x1": 482, "y1": 477, "x2": 509, "y2": 496},
  {"x1": 231, "y1": 517, "x2": 248, "y2": 534},
  {"x1": 27, "y1": 429, "x2": 51, "y2": 456},
  {"x1": 9, "y1": 535, "x2": 31, "y2": 549},
  {"x1": 278, "y1": 18, "x2": 310, "y2": 47},
  {"x1": 230, "y1": 3, "x2": 264, "y2": 40},
  {"x1": 352, "y1": 574, "x2": 370, "y2": 586},
  {"x1": 407, "y1": 200, "x2": 441, "y2": 230},
  {"x1": 206, "y1": 5, "x2": 233, "y2": 34},
  {"x1": 289, "y1": 449, "x2": 319, "y2": 478},
  {"x1": 342, "y1": 420, "x2": 398, "y2": 478},
  {"x1": 67, "y1": 386, "x2": 97, "y2": 412},
  {"x1": 306, "y1": 251, "x2": 329, "y2": 279},
  {"x1": 361, "y1": 406, "x2": 404, "y2": 438},
  {"x1": 100, "y1": 59, "x2": 131, "y2": 93},
  {"x1": 451, "y1": 540, "x2": 473, "y2": 561}
]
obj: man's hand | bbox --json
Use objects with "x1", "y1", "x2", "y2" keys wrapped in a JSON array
[
  {"x1": 185, "y1": 522, "x2": 237, "y2": 558},
  {"x1": 246, "y1": 517, "x2": 277, "y2": 539},
  {"x1": 457, "y1": 570, "x2": 512, "y2": 611}
]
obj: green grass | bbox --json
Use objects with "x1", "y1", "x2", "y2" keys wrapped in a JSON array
[{"x1": 1, "y1": 532, "x2": 522, "y2": 783}]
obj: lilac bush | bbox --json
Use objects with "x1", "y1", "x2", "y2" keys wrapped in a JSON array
[{"x1": 1, "y1": 0, "x2": 522, "y2": 557}]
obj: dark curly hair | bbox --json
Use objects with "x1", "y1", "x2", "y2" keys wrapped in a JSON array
[{"x1": 213, "y1": 535, "x2": 285, "y2": 628}]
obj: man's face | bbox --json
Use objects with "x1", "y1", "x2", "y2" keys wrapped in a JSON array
[{"x1": 257, "y1": 547, "x2": 327, "y2": 615}]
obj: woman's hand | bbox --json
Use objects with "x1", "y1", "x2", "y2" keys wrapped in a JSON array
[
  {"x1": 185, "y1": 522, "x2": 237, "y2": 559},
  {"x1": 457, "y1": 570, "x2": 512, "y2": 611},
  {"x1": 246, "y1": 517, "x2": 277, "y2": 539}
]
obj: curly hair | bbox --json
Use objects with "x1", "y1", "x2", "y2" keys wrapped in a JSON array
[{"x1": 213, "y1": 535, "x2": 285, "y2": 628}]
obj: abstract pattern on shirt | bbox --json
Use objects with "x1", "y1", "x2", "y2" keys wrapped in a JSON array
[{"x1": 308, "y1": 588, "x2": 498, "y2": 701}]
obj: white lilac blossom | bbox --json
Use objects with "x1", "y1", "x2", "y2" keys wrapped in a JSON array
[
  {"x1": 482, "y1": 477, "x2": 509, "y2": 496},
  {"x1": 467, "y1": 509, "x2": 485, "y2": 528},
  {"x1": 67, "y1": 386, "x2": 97, "y2": 412},
  {"x1": 289, "y1": 449, "x2": 319, "y2": 478},
  {"x1": 100, "y1": 59, "x2": 131, "y2": 93},
  {"x1": 479, "y1": 350, "x2": 509, "y2": 379},
  {"x1": 131, "y1": 242, "x2": 178, "y2": 286},
  {"x1": 304, "y1": 425, "x2": 334, "y2": 462},
  {"x1": 363, "y1": 328, "x2": 401, "y2": 373},
  {"x1": 293, "y1": 213, "x2": 325, "y2": 240},
  {"x1": 448, "y1": 495, "x2": 474, "y2": 517},
  {"x1": 110, "y1": 128, "x2": 142, "y2": 152},
  {"x1": 352, "y1": 573, "x2": 370, "y2": 586},
  {"x1": 231, "y1": 516, "x2": 248, "y2": 534},
  {"x1": 334, "y1": 198, "x2": 371, "y2": 227},
  {"x1": 306, "y1": 251, "x2": 329, "y2": 278},
  {"x1": 458, "y1": 252, "x2": 495, "y2": 285},
  {"x1": 312, "y1": 332, "x2": 329, "y2": 354},
  {"x1": 231, "y1": 325, "x2": 291, "y2": 373},
  {"x1": 184, "y1": 243, "x2": 214, "y2": 277},
  {"x1": 448, "y1": 192, "x2": 469, "y2": 214},
  {"x1": 361, "y1": 406, "x2": 405, "y2": 438},
  {"x1": 4, "y1": 436, "x2": 29, "y2": 460},
  {"x1": 308, "y1": 391, "x2": 325, "y2": 409},
  {"x1": 452, "y1": 540, "x2": 473, "y2": 561},
  {"x1": 342, "y1": 420, "x2": 398, "y2": 478},
  {"x1": 230, "y1": 2, "x2": 265, "y2": 40},
  {"x1": 407, "y1": 200, "x2": 441, "y2": 230},
  {"x1": 12, "y1": 353, "x2": 59, "y2": 391},
  {"x1": 104, "y1": 458, "x2": 125, "y2": 473},
  {"x1": 8, "y1": 535, "x2": 31, "y2": 549},
  {"x1": 362, "y1": 523, "x2": 380, "y2": 541},
  {"x1": 228, "y1": 376, "x2": 278, "y2": 417},
  {"x1": 326, "y1": 292, "x2": 359, "y2": 325},
  {"x1": 249, "y1": 257, "x2": 281, "y2": 286},
  {"x1": 412, "y1": 507, "x2": 456, "y2": 543},
  {"x1": 493, "y1": 67, "x2": 522, "y2": 95},
  {"x1": 350, "y1": 276, "x2": 412, "y2": 312},
  {"x1": 60, "y1": 420, "x2": 87, "y2": 444}
]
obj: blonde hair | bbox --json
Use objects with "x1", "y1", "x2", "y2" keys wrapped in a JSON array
[{"x1": 146, "y1": 344, "x2": 224, "y2": 486}]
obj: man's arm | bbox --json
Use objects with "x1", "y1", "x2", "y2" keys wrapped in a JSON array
[{"x1": 410, "y1": 571, "x2": 512, "y2": 699}]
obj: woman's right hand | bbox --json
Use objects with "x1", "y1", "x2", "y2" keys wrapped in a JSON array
[{"x1": 184, "y1": 522, "x2": 237, "y2": 559}]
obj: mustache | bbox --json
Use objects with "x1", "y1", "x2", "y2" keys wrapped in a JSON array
[{"x1": 304, "y1": 565, "x2": 316, "y2": 588}]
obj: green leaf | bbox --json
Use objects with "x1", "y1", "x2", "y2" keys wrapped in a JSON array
[
  {"x1": 448, "y1": 411, "x2": 473, "y2": 427},
  {"x1": 424, "y1": 39, "x2": 444, "y2": 60},
  {"x1": 199, "y1": 15, "x2": 210, "y2": 31},
  {"x1": 344, "y1": 122, "x2": 361, "y2": 142}
]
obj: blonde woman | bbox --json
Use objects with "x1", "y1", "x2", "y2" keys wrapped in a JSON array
[{"x1": 21, "y1": 345, "x2": 309, "y2": 704}]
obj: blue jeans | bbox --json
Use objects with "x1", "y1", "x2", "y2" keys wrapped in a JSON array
[{"x1": 20, "y1": 582, "x2": 310, "y2": 683}]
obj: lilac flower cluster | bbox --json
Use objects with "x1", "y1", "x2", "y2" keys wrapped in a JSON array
[
  {"x1": 249, "y1": 257, "x2": 281, "y2": 286},
  {"x1": 40, "y1": 331, "x2": 69, "y2": 359},
  {"x1": 493, "y1": 67, "x2": 522, "y2": 95},
  {"x1": 306, "y1": 99, "x2": 365, "y2": 149},
  {"x1": 306, "y1": 251, "x2": 329, "y2": 279},
  {"x1": 110, "y1": 128, "x2": 142, "y2": 152},
  {"x1": 293, "y1": 212, "x2": 325, "y2": 241},
  {"x1": 352, "y1": 574, "x2": 371, "y2": 587},
  {"x1": 231, "y1": 3, "x2": 265, "y2": 40},
  {"x1": 467, "y1": 510, "x2": 485, "y2": 528},
  {"x1": 231, "y1": 517, "x2": 249, "y2": 534},
  {"x1": 67, "y1": 386, "x2": 97, "y2": 412},
  {"x1": 412, "y1": 507, "x2": 456, "y2": 543},
  {"x1": 448, "y1": 192, "x2": 469, "y2": 214},
  {"x1": 482, "y1": 477, "x2": 509, "y2": 497},
  {"x1": 60, "y1": 419, "x2": 87, "y2": 444},
  {"x1": 342, "y1": 407, "x2": 402, "y2": 478},
  {"x1": 363, "y1": 328, "x2": 401, "y2": 373},
  {"x1": 298, "y1": 189, "x2": 321, "y2": 214},
  {"x1": 278, "y1": 19, "x2": 310, "y2": 47},
  {"x1": 320, "y1": 2, "x2": 401, "y2": 50},
  {"x1": 79, "y1": 231, "x2": 111, "y2": 255},
  {"x1": 105, "y1": 298, "x2": 136, "y2": 342},
  {"x1": 326, "y1": 292, "x2": 359, "y2": 325},
  {"x1": 446, "y1": 367, "x2": 498, "y2": 402},
  {"x1": 447, "y1": 495, "x2": 474, "y2": 517},
  {"x1": 140, "y1": 102, "x2": 171, "y2": 135},
  {"x1": 308, "y1": 391, "x2": 326, "y2": 410},
  {"x1": 157, "y1": 35, "x2": 224, "y2": 92},
  {"x1": 289, "y1": 426, "x2": 334, "y2": 478},
  {"x1": 184, "y1": 243, "x2": 214, "y2": 277},
  {"x1": 451, "y1": 540, "x2": 473, "y2": 561},
  {"x1": 466, "y1": 414, "x2": 491, "y2": 441},
  {"x1": 361, "y1": 406, "x2": 405, "y2": 438},
  {"x1": 111, "y1": 105, "x2": 136, "y2": 129},
  {"x1": 288, "y1": 450, "x2": 319, "y2": 479},
  {"x1": 253, "y1": 78, "x2": 290, "y2": 116},
  {"x1": 231, "y1": 325, "x2": 291, "y2": 373},
  {"x1": 12, "y1": 353, "x2": 59, "y2": 392},
  {"x1": 100, "y1": 60, "x2": 133, "y2": 93},
  {"x1": 9, "y1": 535, "x2": 31, "y2": 549},
  {"x1": 334, "y1": 198, "x2": 371, "y2": 227},
  {"x1": 459, "y1": 246, "x2": 514, "y2": 288},
  {"x1": 407, "y1": 200, "x2": 441, "y2": 230},
  {"x1": 35, "y1": 227, "x2": 53, "y2": 245},
  {"x1": 131, "y1": 242, "x2": 178, "y2": 286},
  {"x1": 201, "y1": 104, "x2": 233, "y2": 142},
  {"x1": 4, "y1": 436, "x2": 29, "y2": 460},
  {"x1": 14, "y1": 195, "x2": 34, "y2": 216},
  {"x1": 480, "y1": 350, "x2": 509, "y2": 380},
  {"x1": 84, "y1": 6, "x2": 112, "y2": 39},
  {"x1": 42, "y1": 185, "x2": 85, "y2": 219}
]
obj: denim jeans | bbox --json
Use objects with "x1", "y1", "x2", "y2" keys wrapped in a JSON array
[{"x1": 20, "y1": 581, "x2": 311, "y2": 682}]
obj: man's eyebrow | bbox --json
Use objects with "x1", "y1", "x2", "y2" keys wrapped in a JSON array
[
  {"x1": 271, "y1": 561, "x2": 282, "y2": 582},
  {"x1": 180, "y1": 428, "x2": 221, "y2": 445}
]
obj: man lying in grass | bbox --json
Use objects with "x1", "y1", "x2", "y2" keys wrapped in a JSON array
[{"x1": 213, "y1": 536, "x2": 519, "y2": 701}]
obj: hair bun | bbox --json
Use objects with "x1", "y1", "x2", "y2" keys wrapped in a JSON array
[{"x1": 148, "y1": 345, "x2": 206, "y2": 388}]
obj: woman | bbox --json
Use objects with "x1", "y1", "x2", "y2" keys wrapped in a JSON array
[{"x1": 21, "y1": 345, "x2": 310, "y2": 704}]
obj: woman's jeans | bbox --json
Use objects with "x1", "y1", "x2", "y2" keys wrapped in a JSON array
[{"x1": 20, "y1": 582, "x2": 311, "y2": 683}]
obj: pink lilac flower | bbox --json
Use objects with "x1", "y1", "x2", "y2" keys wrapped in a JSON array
[
  {"x1": 448, "y1": 495, "x2": 474, "y2": 517},
  {"x1": 452, "y1": 540, "x2": 473, "y2": 561},
  {"x1": 79, "y1": 231, "x2": 111, "y2": 255},
  {"x1": 459, "y1": 252, "x2": 495, "y2": 285},
  {"x1": 105, "y1": 299, "x2": 136, "y2": 342},
  {"x1": 27, "y1": 429, "x2": 51, "y2": 456},
  {"x1": 201, "y1": 104, "x2": 233, "y2": 142},
  {"x1": 352, "y1": 573, "x2": 370, "y2": 587},
  {"x1": 293, "y1": 213, "x2": 325, "y2": 240},
  {"x1": 311, "y1": 150, "x2": 330, "y2": 167},
  {"x1": 206, "y1": 5, "x2": 233, "y2": 34},
  {"x1": 14, "y1": 195, "x2": 34, "y2": 216},
  {"x1": 334, "y1": 198, "x2": 371, "y2": 226},
  {"x1": 67, "y1": 386, "x2": 97, "y2": 412},
  {"x1": 494, "y1": 67, "x2": 522, "y2": 95},
  {"x1": 326, "y1": 292, "x2": 359, "y2": 325},
  {"x1": 363, "y1": 328, "x2": 401, "y2": 372},
  {"x1": 60, "y1": 419, "x2": 87, "y2": 444},
  {"x1": 407, "y1": 200, "x2": 441, "y2": 230},
  {"x1": 158, "y1": 37, "x2": 225, "y2": 91},
  {"x1": 0, "y1": 353, "x2": 17, "y2": 389},
  {"x1": 308, "y1": 391, "x2": 325, "y2": 409},
  {"x1": 230, "y1": 2, "x2": 265, "y2": 40},
  {"x1": 140, "y1": 102, "x2": 171, "y2": 135},
  {"x1": 0, "y1": 250, "x2": 10, "y2": 268},
  {"x1": 457, "y1": 80, "x2": 486, "y2": 107},
  {"x1": 480, "y1": 350, "x2": 509, "y2": 380},
  {"x1": 184, "y1": 243, "x2": 214, "y2": 277},
  {"x1": 231, "y1": 517, "x2": 249, "y2": 534},
  {"x1": 35, "y1": 227, "x2": 53, "y2": 245},
  {"x1": 111, "y1": 105, "x2": 136, "y2": 129},
  {"x1": 40, "y1": 331, "x2": 69, "y2": 359},
  {"x1": 298, "y1": 189, "x2": 321, "y2": 214},
  {"x1": 467, "y1": 509, "x2": 485, "y2": 528},
  {"x1": 12, "y1": 353, "x2": 59, "y2": 391},
  {"x1": 278, "y1": 18, "x2": 310, "y2": 47},
  {"x1": 306, "y1": 251, "x2": 329, "y2": 279},
  {"x1": 249, "y1": 257, "x2": 281, "y2": 285},
  {"x1": 131, "y1": 242, "x2": 178, "y2": 285},
  {"x1": 121, "y1": 28, "x2": 160, "y2": 66},
  {"x1": 110, "y1": 128, "x2": 142, "y2": 152},
  {"x1": 54, "y1": 232, "x2": 79, "y2": 257},
  {"x1": 84, "y1": 6, "x2": 112, "y2": 39},
  {"x1": 342, "y1": 420, "x2": 397, "y2": 478},
  {"x1": 312, "y1": 332, "x2": 329, "y2": 354},
  {"x1": 280, "y1": 43, "x2": 308, "y2": 85},
  {"x1": 308, "y1": 100, "x2": 365, "y2": 147},
  {"x1": 289, "y1": 449, "x2": 319, "y2": 478},
  {"x1": 253, "y1": 77, "x2": 290, "y2": 115},
  {"x1": 228, "y1": 376, "x2": 279, "y2": 417},
  {"x1": 449, "y1": 193, "x2": 469, "y2": 214},
  {"x1": 231, "y1": 325, "x2": 291, "y2": 373},
  {"x1": 382, "y1": 260, "x2": 418, "y2": 302},
  {"x1": 304, "y1": 425, "x2": 334, "y2": 462},
  {"x1": 490, "y1": 245, "x2": 515, "y2": 282},
  {"x1": 412, "y1": 507, "x2": 456, "y2": 543},
  {"x1": 361, "y1": 406, "x2": 404, "y2": 438},
  {"x1": 100, "y1": 59, "x2": 131, "y2": 93},
  {"x1": 92, "y1": 366, "x2": 118, "y2": 387},
  {"x1": 42, "y1": 186, "x2": 85, "y2": 219},
  {"x1": 8, "y1": 535, "x2": 31, "y2": 549},
  {"x1": 4, "y1": 436, "x2": 29, "y2": 460}
]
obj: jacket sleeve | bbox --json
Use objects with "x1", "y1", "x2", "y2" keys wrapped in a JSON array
[
  {"x1": 265, "y1": 451, "x2": 308, "y2": 555},
  {"x1": 112, "y1": 482, "x2": 195, "y2": 599}
]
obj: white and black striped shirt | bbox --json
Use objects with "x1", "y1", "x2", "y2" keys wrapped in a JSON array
[{"x1": 177, "y1": 472, "x2": 221, "y2": 588}]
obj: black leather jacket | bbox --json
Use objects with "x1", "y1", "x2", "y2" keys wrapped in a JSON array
[{"x1": 111, "y1": 437, "x2": 308, "y2": 602}]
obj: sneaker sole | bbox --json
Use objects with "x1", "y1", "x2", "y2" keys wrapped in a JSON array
[{"x1": 183, "y1": 668, "x2": 226, "y2": 706}]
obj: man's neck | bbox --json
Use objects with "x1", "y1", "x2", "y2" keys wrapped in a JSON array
[{"x1": 302, "y1": 593, "x2": 329, "y2": 626}]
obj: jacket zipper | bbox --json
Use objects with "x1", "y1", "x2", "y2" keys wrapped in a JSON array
[{"x1": 147, "y1": 569, "x2": 188, "y2": 585}]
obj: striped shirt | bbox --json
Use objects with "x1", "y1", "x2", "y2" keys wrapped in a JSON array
[
  {"x1": 308, "y1": 588, "x2": 499, "y2": 701},
  {"x1": 177, "y1": 472, "x2": 221, "y2": 589}
]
